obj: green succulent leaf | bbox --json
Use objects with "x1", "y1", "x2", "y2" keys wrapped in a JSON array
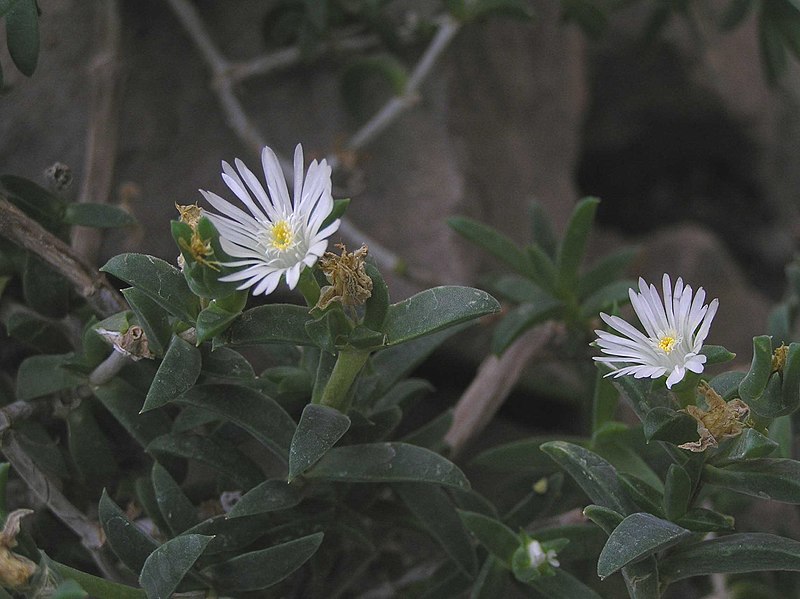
[
  {"x1": 660, "y1": 533, "x2": 800, "y2": 583},
  {"x1": 142, "y1": 336, "x2": 202, "y2": 413},
  {"x1": 289, "y1": 404, "x2": 351, "y2": 480},
  {"x1": 175, "y1": 383, "x2": 295, "y2": 461},
  {"x1": 491, "y1": 296, "x2": 561, "y2": 354},
  {"x1": 395, "y1": 483, "x2": 477, "y2": 576},
  {"x1": 16, "y1": 353, "x2": 83, "y2": 400},
  {"x1": 5, "y1": 0, "x2": 38, "y2": 76},
  {"x1": 556, "y1": 197, "x2": 599, "y2": 294},
  {"x1": 139, "y1": 534, "x2": 212, "y2": 599},
  {"x1": 458, "y1": 510, "x2": 519, "y2": 567},
  {"x1": 226, "y1": 479, "x2": 303, "y2": 518},
  {"x1": 382, "y1": 286, "x2": 499, "y2": 346},
  {"x1": 101, "y1": 254, "x2": 200, "y2": 324},
  {"x1": 202, "y1": 533, "x2": 324, "y2": 591},
  {"x1": 64, "y1": 203, "x2": 136, "y2": 228},
  {"x1": 663, "y1": 464, "x2": 692, "y2": 521},
  {"x1": 448, "y1": 216, "x2": 535, "y2": 278},
  {"x1": 121, "y1": 288, "x2": 171, "y2": 357},
  {"x1": 704, "y1": 458, "x2": 800, "y2": 503},
  {"x1": 598, "y1": 512, "x2": 691, "y2": 579},
  {"x1": 220, "y1": 304, "x2": 314, "y2": 347},
  {"x1": 99, "y1": 490, "x2": 159, "y2": 575},
  {"x1": 305, "y1": 442, "x2": 469, "y2": 489},
  {"x1": 151, "y1": 463, "x2": 198, "y2": 535}
]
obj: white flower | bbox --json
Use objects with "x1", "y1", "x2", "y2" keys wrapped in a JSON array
[
  {"x1": 527, "y1": 540, "x2": 559, "y2": 569},
  {"x1": 594, "y1": 274, "x2": 719, "y2": 389},
  {"x1": 201, "y1": 144, "x2": 340, "y2": 295}
]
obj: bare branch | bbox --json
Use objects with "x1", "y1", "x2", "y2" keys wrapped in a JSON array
[
  {"x1": 0, "y1": 431, "x2": 124, "y2": 581},
  {"x1": 71, "y1": 0, "x2": 123, "y2": 264},
  {"x1": 0, "y1": 195, "x2": 127, "y2": 317},
  {"x1": 445, "y1": 322, "x2": 558, "y2": 457},
  {"x1": 343, "y1": 15, "x2": 461, "y2": 155}
]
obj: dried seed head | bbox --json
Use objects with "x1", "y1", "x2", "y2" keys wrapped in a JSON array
[
  {"x1": 175, "y1": 203, "x2": 203, "y2": 229},
  {"x1": 679, "y1": 381, "x2": 750, "y2": 452},
  {"x1": 316, "y1": 244, "x2": 373, "y2": 311},
  {"x1": 96, "y1": 325, "x2": 155, "y2": 360}
]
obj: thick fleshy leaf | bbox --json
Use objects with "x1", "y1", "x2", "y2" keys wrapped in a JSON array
[
  {"x1": 579, "y1": 279, "x2": 635, "y2": 319},
  {"x1": 709, "y1": 371, "x2": 746, "y2": 400},
  {"x1": 67, "y1": 401, "x2": 117, "y2": 486},
  {"x1": 47, "y1": 558, "x2": 146, "y2": 599},
  {"x1": 195, "y1": 301, "x2": 242, "y2": 344},
  {"x1": 16, "y1": 353, "x2": 83, "y2": 400},
  {"x1": 395, "y1": 483, "x2": 477, "y2": 576},
  {"x1": 98, "y1": 490, "x2": 158, "y2": 575},
  {"x1": 382, "y1": 287, "x2": 500, "y2": 346},
  {"x1": 642, "y1": 407, "x2": 697, "y2": 446},
  {"x1": 226, "y1": 479, "x2": 303, "y2": 518},
  {"x1": 147, "y1": 433, "x2": 263, "y2": 490},
  {"x1": 738, "y1": 335, "x2": 773, "y2": 402},
  {"x1": 556, "y1": 197, "x2": 599, "y2": 292},
  {"x1": 458, "y1": 510, "x2": 518, "y2": 567},
  {"x1": 184, "y1": 514, "x2": 274, "y2": 556},
  {"x1": 401, "y1": 408, "x2": 452, "y2": 451},
  {"x1": 470, "y1": 436, "x2": 585, "y2": 472},
  {"x1": 142, "y1": 336, "x2": 202, "y2": 413},
  {"x1": 598, "y1": 512, "x2": 691, "y2": 579},
  {"x1": 541, "y1": 441, "x2": 636, "y2": 514},
  {"x1": 712, "y1": 428, "x2": 778, "y2": 463},
  {"x1": 202, "y1": 533, "x2": 323, "y2": 591},
  {"x1": 50, "y1": 579, "x2": 87, "y2": 599},
  {"x1": 491, "y1": 297, "x2": 561, "y2": 354},
  {"x1": 101, "y1": 254, "x2": 200, "y2": 324},
  {"x1": 199, "y1": 346, "x2": 255, "y2": 381},
  {"x1": 448, "y1": 217, "x2": 535, "y2": 278},
  {"x1": 373, "y1": 378, "x2": 434, "y2": 413},
  {"x1": 94, "y1": 379, "x2": 172, "y2": 448},
  {"x1": 139, "y1": 534, "x2": 212, "y2": 599},
  {"x1": 305, "y1": 309, "x2": 351, "y2": 353},
  {"x1": 663, "y1": 464, "x2": 692, "y2": 521},
  {"x1": 5, "y1": 0, "x2": 38, "y2": 76},
  {"x1": 472, "y1": 557, "x2": 508, "y2": 599},
  {"x1": 289, "y1": 404, "x2": 350, "y2": 480},
  {"x1": 617, "y1": 473, "x2": 664, "y2": 518},
  {"x1": 121, "y1": 288, "x2": 171, "y2": 357},
  {"x1": 676, "y1": 508, "x2": 735, "y2": 533},
  {"x1": 701, "y1": 345, "x2": 736, "y2": 365},
  {"x1": 64, "y1": 203, "x2": 136, "y2": 228},
  {"x1": 779, "y1": 342, "x2": 800, "y2": 415},
  {"x1": 305, "y1": 442, "x2": 469, "y2": 489},
  {"x1": 175, "y1": 384, "x2": 295, "y2": 461},
  {"x1": 363, "y1": 263, "x2": 389, "y2": 331},
  {"x1": 220, "y1": 304, "x2": 313, "y2": 347},
  {"x1": 23, "y1": 254, "x2": 70, "y2": 317},
  {"x1": 4, "y1": 308, "x2": 72, "y2": 353},
  {"x1": 704, "y1": 459, "x2": 800, "y2": 503},
  {"x1": 660, "y1": 533, "x2": 800, "y2": 583},
  {"x1": 151, "y1": 463, "x2": 197, "y2": 535}
]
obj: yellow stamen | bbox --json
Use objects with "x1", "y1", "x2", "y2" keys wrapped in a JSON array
[
  {"x1": 270, "y1": 220, "x2": 293, "y2": 251},
  {"x1": 658, "y1": 336, "x2": 677, "y2": 354}
]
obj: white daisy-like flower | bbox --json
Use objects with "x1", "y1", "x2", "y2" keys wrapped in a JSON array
[
  {"x1": 200, "y1": 144, "x2": 340, "y2": 296},
  {"x1": 527, "y1": 540, "x2": 560, "y2": 569},
  {"x1": 593, "y1": 274, "x2": 719, "y2": 389}
]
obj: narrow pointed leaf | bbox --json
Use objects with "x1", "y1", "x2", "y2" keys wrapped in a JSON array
[
  {"x1": 660, "y1": 533, "x2": 800, "y2": 583},
  {"x1": 64, "y1": 203, "x2": 136, "y2": 228},
  {"x1": 289, "y1": 404, "x2": 350, "y2": 480},
  {"x1": 121, "y1": 288, "x2": 171, "y2": 357},
  {"x1": 142, "y1": 336, "x2": 201, "y2": 412},
  {"x1": 203, "y1": 533, "x2": 323, "y2": 591},
  {"x1": 541, "y1": 441, "x2": 636, "y2": 514},
  {"x1": 94, "y1": 379, "x2": 172, "y2": 448},
  {"x1": 529, "y1": 569, "x2": 603, "y2": 599},
  {"x1": 738, "y1": 335, "x2": 773, "y2": 402},
  {"x1": 704, "y1": 459, "x2": 800, "y2": 503},
  {"x1": 305, "y1": 442, "x2": 469, "y2": 489},
  {"x1": 147, "y1": 433, "x2": 263, "y2": 490},
  {"x1": 101, "y1": 254, "x2": 200, "y2": 324},
  {"x1": 598, "y1": 513, "x2": 690, "y2": 579},
  {"x1": 195, "y1": 301, "x2": 241, "y2": 343},
  {"x1": 448, "y1": 217, "x2": 534, "y2": 278},
  {"x1": 16, "y1": 353, "x2": 83, "y2": 400},
  {"x1": 227, "y1": 479, "x2": 302, "y2": 518},
  {"x1": 139, "y1": 534, "x2": 212, "y2": 599},
  {"x1": 472, "y1": 557, "x2": 508, "y2": 599},
  {"x1": 458, "y1": 510, "x2": 518, "y2": 566},
  {"x1": 99, "y1": 490, "x2": 158, "y2": 575},
  {"x1": 676, "y1": 507, "x2": 735, "y2": 533},
  {"x1": 363, "y1": 263, "x2": 389, "y2": 331},
  {"x1": 556, "y1": 197, "x2": 599, "y2": 292},
  {"x1": 151, "y1": 463, "x2": 198, "y2": 535},
  {"x1": 491, "y1": 297, "x2": 560, "y2": 354},
  {"x1": 5, "y1": 0, "x2": 38, "y2": 76},
  {"x1": 577, "y1": 246, "x2": 637, "y2": 299},
  {"x1": 176, "y1": 384, "x2": 295, "y2": 461},
  {"x1": 383, "y1": 286, "x2": 500, "y2": 346},
  {"x1": 395, "y1": 483, "x2": 477, "y2": 576}
]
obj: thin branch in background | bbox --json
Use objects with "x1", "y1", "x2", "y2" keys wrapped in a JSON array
[
  {"x1": 0, "y1": 431, "x2": 125, "y2": 582},
  {"x1": 0, "y1": 195, "x2": 127, "y2": 317},
  {"x1": 164, "y1": 0, "x2": 460, "y2": 281},
  {"x1": 71, "y1": 0, "x2": 123, "y2": 264},
  {"x1": 445, "y1": 322, "x2": 558, "y2": 457}
]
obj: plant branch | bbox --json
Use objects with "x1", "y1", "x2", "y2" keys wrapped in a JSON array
[
  {"x1": 342, "y1": 14, "x2": 460, "y2": 156},
  {"x1": 0, "y1": 431, "x2": 123, "y2": 581},
  {"x1": 0, "y1": 195, "x2": 127, "y2": 317},
  {"x1": 71, "y1": 0, "x2": 123, "y2": 264},
  {"x1": 445, "y1": 321, "x2": 558, "y2": 457}
]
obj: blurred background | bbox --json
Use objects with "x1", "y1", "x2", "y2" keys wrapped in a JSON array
[{"x1": 1, "y1": 0, "x2": 798, "y2": 428}]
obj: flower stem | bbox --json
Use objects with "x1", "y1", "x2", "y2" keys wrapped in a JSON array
[
  {"x1": 297, "y1": 267, "x2": 321, "y2": 307},
  {"x1": 317, "y1": 349, "x2": 370, "y2": 413}
]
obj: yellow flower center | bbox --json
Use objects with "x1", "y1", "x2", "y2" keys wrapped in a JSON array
[
  {"x1": 270, "y1": 220, "x2": 293, "y2": 251},
  {"x1": 658, "y1": 336, "x2": 677, "y2": 354}
]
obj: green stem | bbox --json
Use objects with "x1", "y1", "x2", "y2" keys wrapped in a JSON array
[
  {"x1": 297, "y1": 267, "x2": 321, "y2": 307},
  {"x1": 317, "y1": 350, "x2": 370, "y2": 413}
]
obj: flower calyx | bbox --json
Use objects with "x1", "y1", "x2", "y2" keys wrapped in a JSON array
[
  {"x1": 679, "y1": 381, "x2": 750, "y2": 452},
  {"x1": 96, "y1": 324, "x2": 155, "y2": 360}
]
